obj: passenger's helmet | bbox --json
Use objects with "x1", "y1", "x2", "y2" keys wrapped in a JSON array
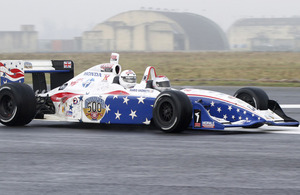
[
  {"x1": 120, "y1": 70, "x2": 137, "y2": 88},
  {"x1": 153, "y1": 76, "x2": 171, "y2": 91}
]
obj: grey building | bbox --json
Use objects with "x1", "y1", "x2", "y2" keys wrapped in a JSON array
[
  {"x1": 0, "y1": 25, "x2": 38, "y2": 53},
  {"x1": 228, "y1": 17, "x2": 300, "y2": 51}
]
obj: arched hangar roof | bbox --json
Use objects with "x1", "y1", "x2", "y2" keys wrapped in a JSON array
[{"x1": 159, "y1": 11, "x2": 229, "y2": 50}]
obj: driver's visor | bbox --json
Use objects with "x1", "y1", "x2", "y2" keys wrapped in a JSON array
[
  {"x1": 122, "y1": 76, "x2": 136, "y2": 83},
  {"x1": 157, "y1": 81, "x2": 170, "y2": 87}
]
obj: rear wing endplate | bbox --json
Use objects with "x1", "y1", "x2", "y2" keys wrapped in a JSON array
[{"x1": 0, "y1": 60, "x2": 74, "y2": 93}]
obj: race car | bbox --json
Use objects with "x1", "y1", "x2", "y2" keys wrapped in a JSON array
[{"x1": 0, "y1": 53, "x2": 298, "y2": 132}]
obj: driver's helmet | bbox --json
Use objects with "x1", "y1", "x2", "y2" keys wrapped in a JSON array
[
  {"x1": 119, "y1": 70, "x2": 137, "y2": 88},
  {"x1": 153, "y1": 76, "x2": 171, "y2": 91}
]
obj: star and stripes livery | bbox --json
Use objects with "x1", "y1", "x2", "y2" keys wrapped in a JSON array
[
  {"x1": 0, "y1": 61, "x2": 24, "y2": 85},
  {"x1": 100, "y1": 95, "x2": 154, "y2": 124},
  {"x1": 43, "y1": 57, "x2": 298, "y2": 130},
  {"x1": 54, "y1": 93, "x2": 155, "y2": 125},
  {"x1": 184, "y1": 88, "x2": 270, "y2": 129},
  {"x1": 188, "y1": 95, "x2": 265, "y2": 128}
]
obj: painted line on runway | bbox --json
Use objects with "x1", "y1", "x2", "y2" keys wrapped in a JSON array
[
  {"x1": 281, "y1": 104, "x2": 300, "y2": 109},
  {"x1": 261, "y1": 125, "x2": 300, "y2": 134},
  {"x1": 42, "y1": 115, "x2": 63, "y2": 121}
]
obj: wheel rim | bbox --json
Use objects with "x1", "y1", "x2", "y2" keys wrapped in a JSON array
[
  {"x1": 159, "y1": 101, "x2": 173, "y2": 122},
  {"x1": 0, "y1": 94, "x2": 16, "y2": 120},
  {"x1": 236, "y1": 93, "x2": 257, "y2": 108}
]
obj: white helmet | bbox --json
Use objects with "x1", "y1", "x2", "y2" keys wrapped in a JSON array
[
  {"x1": 153, "y1": 76, "x2": 171, "y2": 91},
  {"x1": 120, "y1": 70, "x2": 137, "y2": 88}
]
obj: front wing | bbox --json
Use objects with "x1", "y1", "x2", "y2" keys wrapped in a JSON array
[{"x1": 189, "y1": 101, "x2": 299, "y2": 130}]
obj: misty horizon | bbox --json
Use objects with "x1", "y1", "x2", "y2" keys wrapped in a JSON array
[{"x1": 1, "y1": 0, "x2": 300, "y2": 39}]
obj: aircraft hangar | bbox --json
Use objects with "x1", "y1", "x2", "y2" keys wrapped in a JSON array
[{"x1": 81, "y1": 10, "x2": 229, "y2": 52}]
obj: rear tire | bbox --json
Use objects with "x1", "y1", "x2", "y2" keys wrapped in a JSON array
[
  {"x1": 152, "y1": 90, "x2": 192, "y2": 133},
  {"x1": 234, "y1": 87, "x2": 269, "y2": 110},
  {"x1": 0, "y1": 83, "x2": 36, "y2": 126}
]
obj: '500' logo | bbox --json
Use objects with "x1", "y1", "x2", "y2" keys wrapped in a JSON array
[{"x1": 83, "y1": 97, "x2": 106, "y2": 121}]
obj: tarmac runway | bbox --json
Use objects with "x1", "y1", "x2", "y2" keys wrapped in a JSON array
[{"x1": 0, "y1": 87, "x2": 300, "y2": 195}]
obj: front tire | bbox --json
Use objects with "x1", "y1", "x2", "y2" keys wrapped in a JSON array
[
  {"x1": 234, "y1": 87, "x2": 269, "y2": 110},
  {"x1": 0, "y1": 83, "x2": 36, "y2": 126},
  {"x1": 152, "y1": 90, "x2": 192, "y2": 133}
]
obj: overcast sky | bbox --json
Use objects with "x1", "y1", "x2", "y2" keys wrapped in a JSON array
[{"x1": 1, "y1": 0, "x2": 299, "y2": 39}]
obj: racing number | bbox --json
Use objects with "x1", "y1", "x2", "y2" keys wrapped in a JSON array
[
  {"x1": 87, "y1": 102, "x2": 102, "y2": 113},
  {"x1": 194, "y1": 109, "x2": 201, "y2": 128}
]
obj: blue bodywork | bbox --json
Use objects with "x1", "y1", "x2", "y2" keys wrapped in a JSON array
[
  {"x1": 99, "y1": 95, "x2": 155, "y2": 125},
  {"x1": 94, "y1": 94, "x2": 299, "y2": 130}
]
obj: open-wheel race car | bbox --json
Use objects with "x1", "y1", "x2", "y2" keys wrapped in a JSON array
[{"x1": 0, "y1": 53, "x2": 298, "y2": 132}]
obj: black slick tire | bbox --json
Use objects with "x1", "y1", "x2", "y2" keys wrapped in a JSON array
[
  {"x1": 152, "y1": 90, "x2": 192, "y2": 133},
  {"x1": 0, "y1": 83, "x2": 36, "y2": 126},
  {"x1": 234, "y1": 87, "x2": 269, "y2": 110}
]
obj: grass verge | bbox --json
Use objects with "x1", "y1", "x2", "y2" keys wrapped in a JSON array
[{"x1": 1, "y1": 52, "x2": 300, "y2": 87}]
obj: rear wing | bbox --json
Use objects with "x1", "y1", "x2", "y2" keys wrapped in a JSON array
[{"x1": 0, "y1": 60, "x2": 74, "y2": 93}]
